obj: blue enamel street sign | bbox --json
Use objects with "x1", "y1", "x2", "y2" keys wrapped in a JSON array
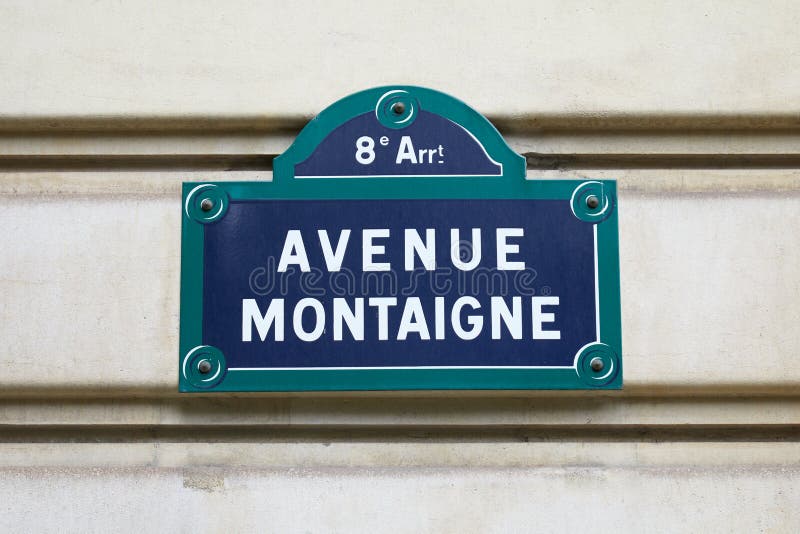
[{"x1": 179, "y1": 86, "x2": 622, "y2": 391}]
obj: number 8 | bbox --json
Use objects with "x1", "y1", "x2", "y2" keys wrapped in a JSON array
[{"x1": 355, "y1": 136, "x2": 375, "y2": 165}]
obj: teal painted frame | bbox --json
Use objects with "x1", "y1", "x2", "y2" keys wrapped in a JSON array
[{"x1": 180, "y1": 86, "x2": 621, "y2": 392}]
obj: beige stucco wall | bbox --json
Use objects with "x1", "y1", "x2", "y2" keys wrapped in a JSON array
[{"x1": 1, "y1": 1, "x2": 799, "y2": 532}]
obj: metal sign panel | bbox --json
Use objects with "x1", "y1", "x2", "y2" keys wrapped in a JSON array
[{"x1": 180, "y1": 86, "x2": 621, "y2": 391}]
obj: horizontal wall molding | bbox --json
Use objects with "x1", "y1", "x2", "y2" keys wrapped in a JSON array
[
  {"x1": 0, "y1": 425, "x2": 799, "y2": 446},
  {"x1": 2, "y1": 396, "x2": 800, "y2": 428},
  {"x1": 4, "y1": 154, "x2": 800, "y2": 173},
  {"x1": 3, "y1": 170, "x2": 800, "y2": 198},
  {"x1": 4, "y1": 114, "x2": 800, "y2": 134}
]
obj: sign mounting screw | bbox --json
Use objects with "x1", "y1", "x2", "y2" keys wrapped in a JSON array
[
  {"x1": 391, "y1": 102, "x2": 405, "y2": 115},
  {"x1": 590, "y1": 357, "x2": 605, "y2": 372},
  {"x1": 198, "y1": 360, "x2": 212, "y2": 374},
  {"x1": 200, "y1": 198, "x2": 214, "y2": 212},
  {"x1": 586, "y1": 195, "x2": 600, "y2": 209}
]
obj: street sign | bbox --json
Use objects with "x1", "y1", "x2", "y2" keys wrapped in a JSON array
[{"x1": 179, "y1": 86, "x2": 621, "y2": 391}]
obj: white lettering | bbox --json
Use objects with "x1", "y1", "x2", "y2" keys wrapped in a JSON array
[
  {"x1": 397, "y1": 297, "x2": 430, "y2": 340},
  {"x1": 532, "y1": 296, "x2": 560, "y2": 339},
  {"x1": 333, "y1": 297, "x2": 364, "y2": 341},
  {"x1": 451, "y1": 228, "x2": 482, "y2": 271},
  {"x1": 451, "y1": 296, "x2": 483, "y2": 340},
  {"x1": 496, "y1": 228, "x2": 525, "y2": 270},
  {"x1": 318, "y1": 229, "x2": 350, "y2": 272},
  {"x1": 242, "y1": 298, "x2": 284, "y2": 342},
  {"x1": 491, "y1": 296, "x2": 522, "y2": 339},
  {"x1": 277, "y1": 230, "x2": 310, "y2": 272},
  {"x1": 368, "y1": 297, "x2": 398, "y2": 340},
  {"x1": 434, "y1": 297, "x2": 446, "y2": 340},
  {"x1": 293, "y1": 298, "x2": 325, "y2": 342},
  {"x1": 395, "y1": 136, "x2": 417, "y2": 164},
  {"x1": 362, "y1": 229, "x2": 390, "y2": 271},
  {"x1": 404, "y1": 228, "x2": 436, "y2": 271}
]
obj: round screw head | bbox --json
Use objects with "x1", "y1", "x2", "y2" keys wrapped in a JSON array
[
  {"x1": 391, "y1": 102, "x2": 406, "y2": 115},
  {"x1": 200, "y1": 198, "x2": 214, "y2": 212},
  {"x1": 197, "y1": 360, "x2": 212, "y2": 374},
  {"x1": 586, "y1": 195, "x2": 600, "y2": 210},
  {"x1": 590, "y1": 357, "x2": 605, "y2": 372}
]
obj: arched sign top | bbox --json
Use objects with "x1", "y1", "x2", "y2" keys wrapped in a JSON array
[{"x1": 274, "y1": 86, "x2": 526, "y2": 181}]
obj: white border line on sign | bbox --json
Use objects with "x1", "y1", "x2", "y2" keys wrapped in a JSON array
[
  {"x1": 594, "y1": 223, "x2": 600, "y2": 342},
  {"x1": 228, "y1": 366, "x2": 574, "y2": 371},
  {"x1": 296, "y1": 174, "x2": 502, "y2": 179}
]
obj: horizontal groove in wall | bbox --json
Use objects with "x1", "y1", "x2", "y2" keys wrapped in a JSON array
[
  {"x1": 4, "y1": 442, "x2": 800, "y2": 471},
  {"x1": 524, "y1": 153, "x2": 800, "y2": 170},
  {"x1": 4, "y1": 132, "x2": 800, "y2": 158},
  {"x1": 2, "y1": 383, "x2": 800, "y2": 399},
  {"x1": 3, "y1": 153, "x2": 800, "y2": 172},
  {"x1": 492, "y1": 115, "x2": 800, "y2": 133},
  {"x1": 3, "y1": 114, "x2": 800, "y2": 133},
  {"x1": 0, "y1": 154, "x2": 273, "y2": 171},
  {"x1": 0, "y1": 425, "x2": 798, "y2": 443},
  {"x1": 3, "y1": 171, "x2": 800, "y2": 197},
  {"x1": 0, "y1": 116, "x2": 309, "y2": 134},
  {"x1": 2, "y1": 396, "x2": 798, "y2": 428}
]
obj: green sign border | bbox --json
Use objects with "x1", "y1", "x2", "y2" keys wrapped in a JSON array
[{"x1": 180, "y1": 86, "x2": 621, "y2": 392}]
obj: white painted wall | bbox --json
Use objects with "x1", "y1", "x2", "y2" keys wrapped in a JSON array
[
  {"x1": 1, "y1": 0, "x2": 800, "y2": 119},
  {"x1": 1, "y1": 1, "x2": 799, "y2": 532}
]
